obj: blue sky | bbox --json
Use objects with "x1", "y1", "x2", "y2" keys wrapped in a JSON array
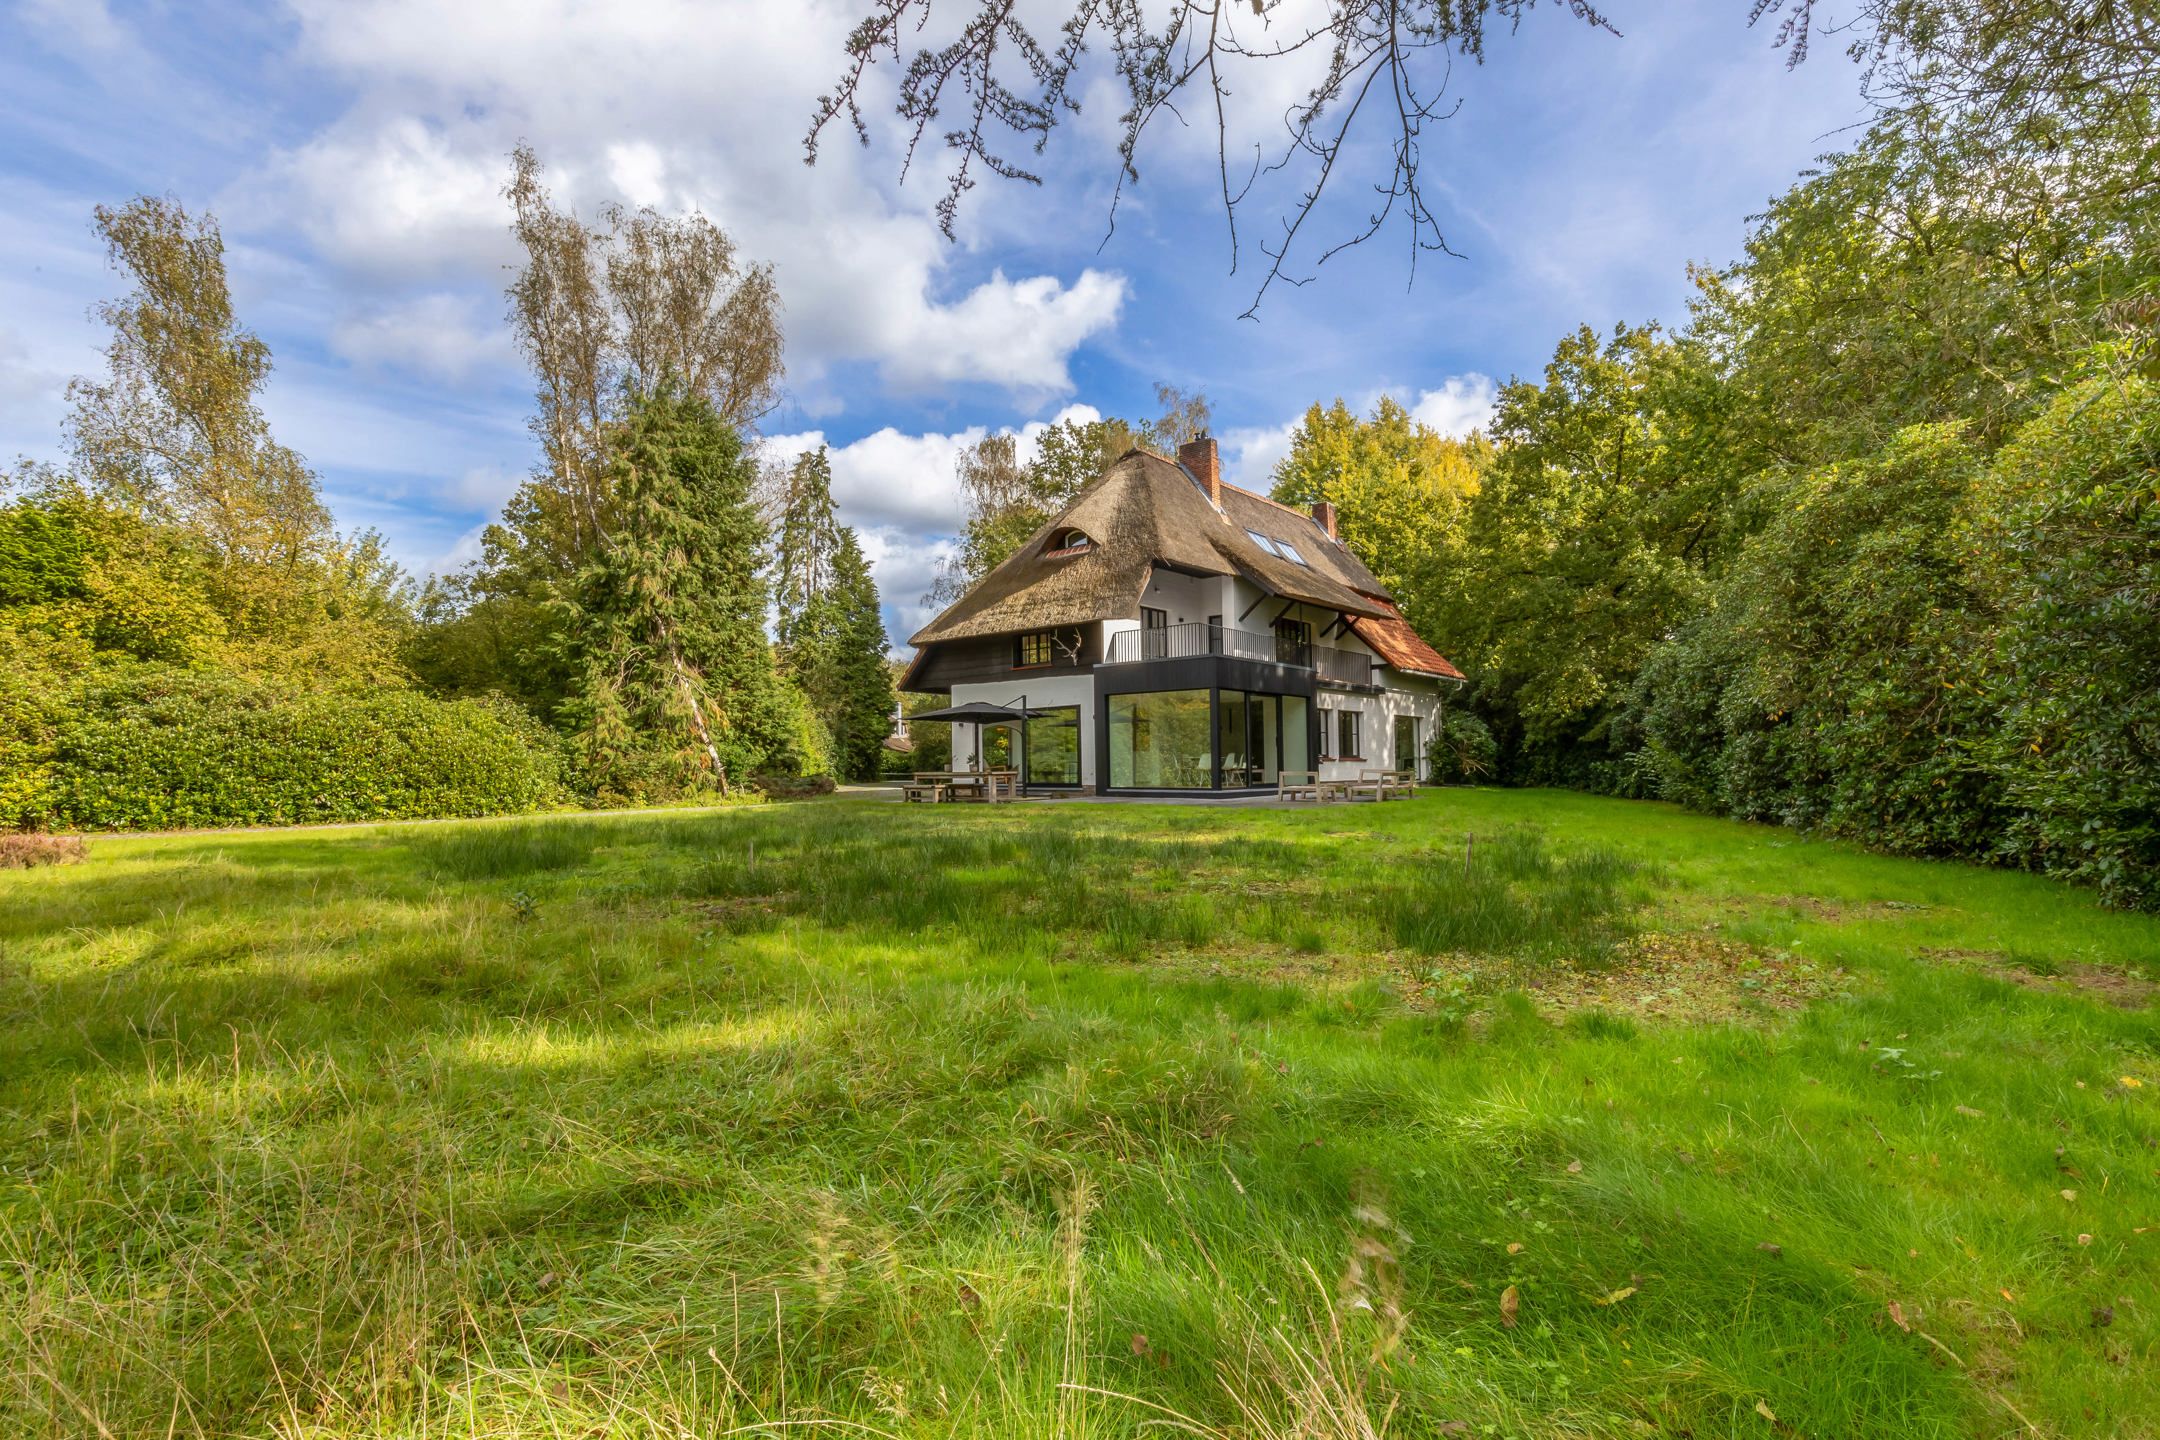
[{"x1": 0, "y1": 1, "x2": 1870, "y2": 644}]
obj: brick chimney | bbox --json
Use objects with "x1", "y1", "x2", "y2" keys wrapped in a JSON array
[
  {"x1": 1312, "y1": 499, "x2": 1338, "y2": 539},
  {"x1": 1178, "y1": 436, "x2": 1222, "y2": 508}
]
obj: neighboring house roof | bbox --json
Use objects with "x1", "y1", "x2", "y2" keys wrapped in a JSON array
[
  {"x1": 909, "y1": 447, "x2": 1394, "y2": 646},
  {"x1": 1349, "y1": 598, "x2": 1466, "y2": 681}
]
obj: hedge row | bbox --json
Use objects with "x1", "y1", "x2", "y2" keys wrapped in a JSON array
[{"x1": 31, "y1": 669, "x2": 567, "y2": 831}]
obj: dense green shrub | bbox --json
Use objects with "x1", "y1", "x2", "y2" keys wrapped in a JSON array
[
  {"x1": 1627, "y1": 425, "x2": 2004, "y2": 856},
  {"x1": 44, "y1": 669, "x2": 566, "y2": 831},
  {"x1": 1428, "y1": 709, "x2": 1498, "y2": 784},
  {"x1": 1964, "y1": 379, "x2": 2160, "y2": 907}
]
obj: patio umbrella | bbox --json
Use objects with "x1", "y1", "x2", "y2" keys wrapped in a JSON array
[
  {"x1": 905, "y1": 701, "x2": 1058, "y2": 723},
  {"x1": 907, "y1": 700, "x2": 1068, "y2": 793}
]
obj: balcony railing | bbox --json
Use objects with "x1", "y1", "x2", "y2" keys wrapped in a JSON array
[
  {"x1": 1102, "y1": 621, "x2": 1372, "y2": 686},
  {"x1": 1311, "y1": 644, "x2": 1373, "y2": 687}
]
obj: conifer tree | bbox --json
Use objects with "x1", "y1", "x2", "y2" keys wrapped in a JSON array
[
  {"x1": 564, "y1": 391, "x2": 791, "y2": 801},
  {"x1": 783, "y1": 524, "x2": 895, "y2": 782},
  {"x1": 814, "y1": 529, "x2": 896, "y2": 781},
  {"x1": 772, "y1": 445, "x2": 840, "y2": 656}
]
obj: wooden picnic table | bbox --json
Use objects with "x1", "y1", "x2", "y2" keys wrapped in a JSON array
[{"x1": 910, "y1": 770, "x2": 1020, "y2": 802}]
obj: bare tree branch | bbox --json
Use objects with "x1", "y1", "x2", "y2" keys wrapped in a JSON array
[{"x1": 807, "y1": 2, "x2": 1614, "y2": 315}]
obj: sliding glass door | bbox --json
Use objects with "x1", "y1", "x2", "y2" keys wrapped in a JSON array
[
  {"x1": 1106, "y1": 689, "x2": 1316, "y2": 790},
  {"x1": 1108, "y1": 690, "x2": 1212, "y2": 788},
  {"x1": 1215, "y1": 690, "x2": 1283, "y2": 787},
  {"x1": 1025, "y1": 707, "x2": 1081, "y2": 786}
]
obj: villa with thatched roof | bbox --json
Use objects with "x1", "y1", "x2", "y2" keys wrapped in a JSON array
[{"x1": 899, "y1": 437, "x2": 1465, "y2": 795}]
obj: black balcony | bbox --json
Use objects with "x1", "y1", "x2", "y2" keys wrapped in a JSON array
[{"x1": 1103, "y1": 621, "x2": 1371, "y2": 685}]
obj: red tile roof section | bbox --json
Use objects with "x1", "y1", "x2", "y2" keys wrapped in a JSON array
[{"x1": 1349, "y1": 598, "x2": 1466, "y2": 681}]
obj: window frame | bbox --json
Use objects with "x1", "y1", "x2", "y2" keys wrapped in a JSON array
[
  {"x1": 1025, "y1": 705, "x2": 1082, "y2": 785},
  {"x1": 1243, "y1": 529, "x2": 1282, "y2": 557},
  {"x1": 1317, "y1": 706, "x2": 1335, "y2": 759},
  {"x1": 1014, "y1": 630, "x2": 1057, "y2": 668},
  {"x1": 1275, "y1": 538, "x2": 1308, "y2": 566},
  {"x1": 1338, "y1": 709, "x2": 1362, "y2": 761}
]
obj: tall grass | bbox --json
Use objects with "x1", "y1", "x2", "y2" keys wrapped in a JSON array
[
  {"x1": 1379, "y1": 825, "x2": 1641, "y2": 961},
  {"x1": 0, "y1": 791, "x2": 2153, "y2": 1438}
]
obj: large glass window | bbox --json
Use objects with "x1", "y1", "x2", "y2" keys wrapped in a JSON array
[
  {"x1": 1283, "y1": 696, "x2": 1309, "y2": 773},
  {"x1": 1108, "y1": 690, "x2": 1212, "y2": 788},
  {"x1": 1025, "y1": 706, "x2": 1081, "y2": 785},
  {"x1": 1215, "y1": 690, "x2": 1285, "y2": 787},
  {"x1": 1338, "y1": 709, "x2": 1362, "y2": 761},
  {"x1": 1217, "y1": 691, "x2": 1251, "y2": 787}
]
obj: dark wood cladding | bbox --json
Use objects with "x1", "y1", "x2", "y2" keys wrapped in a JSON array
[{"x1": 902, "y1": 628, "x2": 1101, "y2": 692}]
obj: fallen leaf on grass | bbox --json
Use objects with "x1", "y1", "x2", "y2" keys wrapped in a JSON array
[
  {"x1": 1506, "y1": 1241, "x2": 1524, "y2": 1255},
  {"x1": 1954, "y1": 1105, "x2": 1984, "y2": 1118},
  {"x1": 2079, "y1": 1233, "x2": 2094, "y2": 1246},
  {"x1": 1595, "y1": 1286, "x2": 1637, "y2": 1306},
  {"x1": 1755, "y1": 1400, "x2": 1778, "y2": 1423},
  {"x1": 1887, "y1": 1302, "x2": 1910, "y2": 1332},
  {"x1": 958, "y1": 1281, "x2": 981, "y2": 1312},
  {"x1": 1999, "y1": 1288, "x2": 2016, "y2": 1303},
  {"x1": 1130, "y1": 1333, "x2": 1150, "y2": 1356},
  {"x1": 1757, "y1": 1242, "x2": 1783, "y2": 1257},
  {"x1": 1566, "y1": 1159, "x2": 1584, "y2": 1174},
  {"x1": 2121, "y1": 1076, "x2": 2144, "y2": 1089},
  {"x1": 2061, "y1": 1188, "x2": 2078, "y2": 1202},
  {"x1": 1500, "y1": 1285, "x2": 1520, "y2": 1328}
]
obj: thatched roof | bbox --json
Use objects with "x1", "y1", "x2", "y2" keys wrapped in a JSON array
[{"x1": 909, "y1": 448, "x2": 1394, "y2": 646}]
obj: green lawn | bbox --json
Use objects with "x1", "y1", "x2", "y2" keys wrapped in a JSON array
[{"x1": 2, "y1": 790, "x2": 2155, "y2": 1439}]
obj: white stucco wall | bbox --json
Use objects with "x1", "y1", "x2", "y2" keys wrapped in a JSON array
[
  {"x1": 1315, "y1": 674, "x2": 1449, "y2": 781},
  {"x1": 1136, "y1": 568, "x2": 1225, "y2": 629},
  {"x1": 948, "y1": 673, "x2": 1099, "y2": 786}
]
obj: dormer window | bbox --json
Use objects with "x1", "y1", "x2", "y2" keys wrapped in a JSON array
[{"x1": 1045, "y1": 528, "x2": 1092, "y2": 557}]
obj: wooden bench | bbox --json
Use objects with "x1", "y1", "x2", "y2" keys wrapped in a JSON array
[
  {"x1": 900, "y1": 780, "x2": 946, "y2": 803},
  {"x1": 1350, "y1": 769, "x2": 1400, "y2": 802},
  {"x1": 1383, "y1": 769, "x2": 1419, "y2": 798},
  {"x1": 1277, "y1": 769, "x2": 1323, "y2": 802}
]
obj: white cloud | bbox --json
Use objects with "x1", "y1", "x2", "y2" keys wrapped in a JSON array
[
  {"x1": 449, "y1": 465, "x2": 523, "y2": 509},
  {"x1": 430, "y1": 520, "x2": 492, "y2": 576},
  {"x1": 873, "y1": 269, "x2": 1125, "y2": 397},
  {"x1": 1223, "y1": 417, "x2": 1300, "y2": 491},
  {"x1": 761, "y1": 402, "x2": 1106, "y2": 642},
  {"x1": 330, "y1": 293, "x2": 515, "y2": 383},
  {"x1": 765, "y1": 424, "x2": 978, "y2": 535},
  {"x1": 857, "y1": 524, "x2": 955, "y2": 648},
  {"x1": 237, "y1": 0, "x2": 1126, "y2": 411},
  {"x1": 20, "y1": 0, "x2": 138, "y2": 61},
  {"x1": 1409, "y1": 373, "x2": 1498, "y2": 437},
  {"x1": 248, "y1": 115, "x2": 513, "y2": 282}
]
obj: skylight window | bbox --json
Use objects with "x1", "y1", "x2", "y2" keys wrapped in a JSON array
[
  {"x1": 1275, "y1": 539, "x2": 1308, "y2": 566},
  {"x1": 1244, "y1": 529, "x2": 1281, "y2": 557}
]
